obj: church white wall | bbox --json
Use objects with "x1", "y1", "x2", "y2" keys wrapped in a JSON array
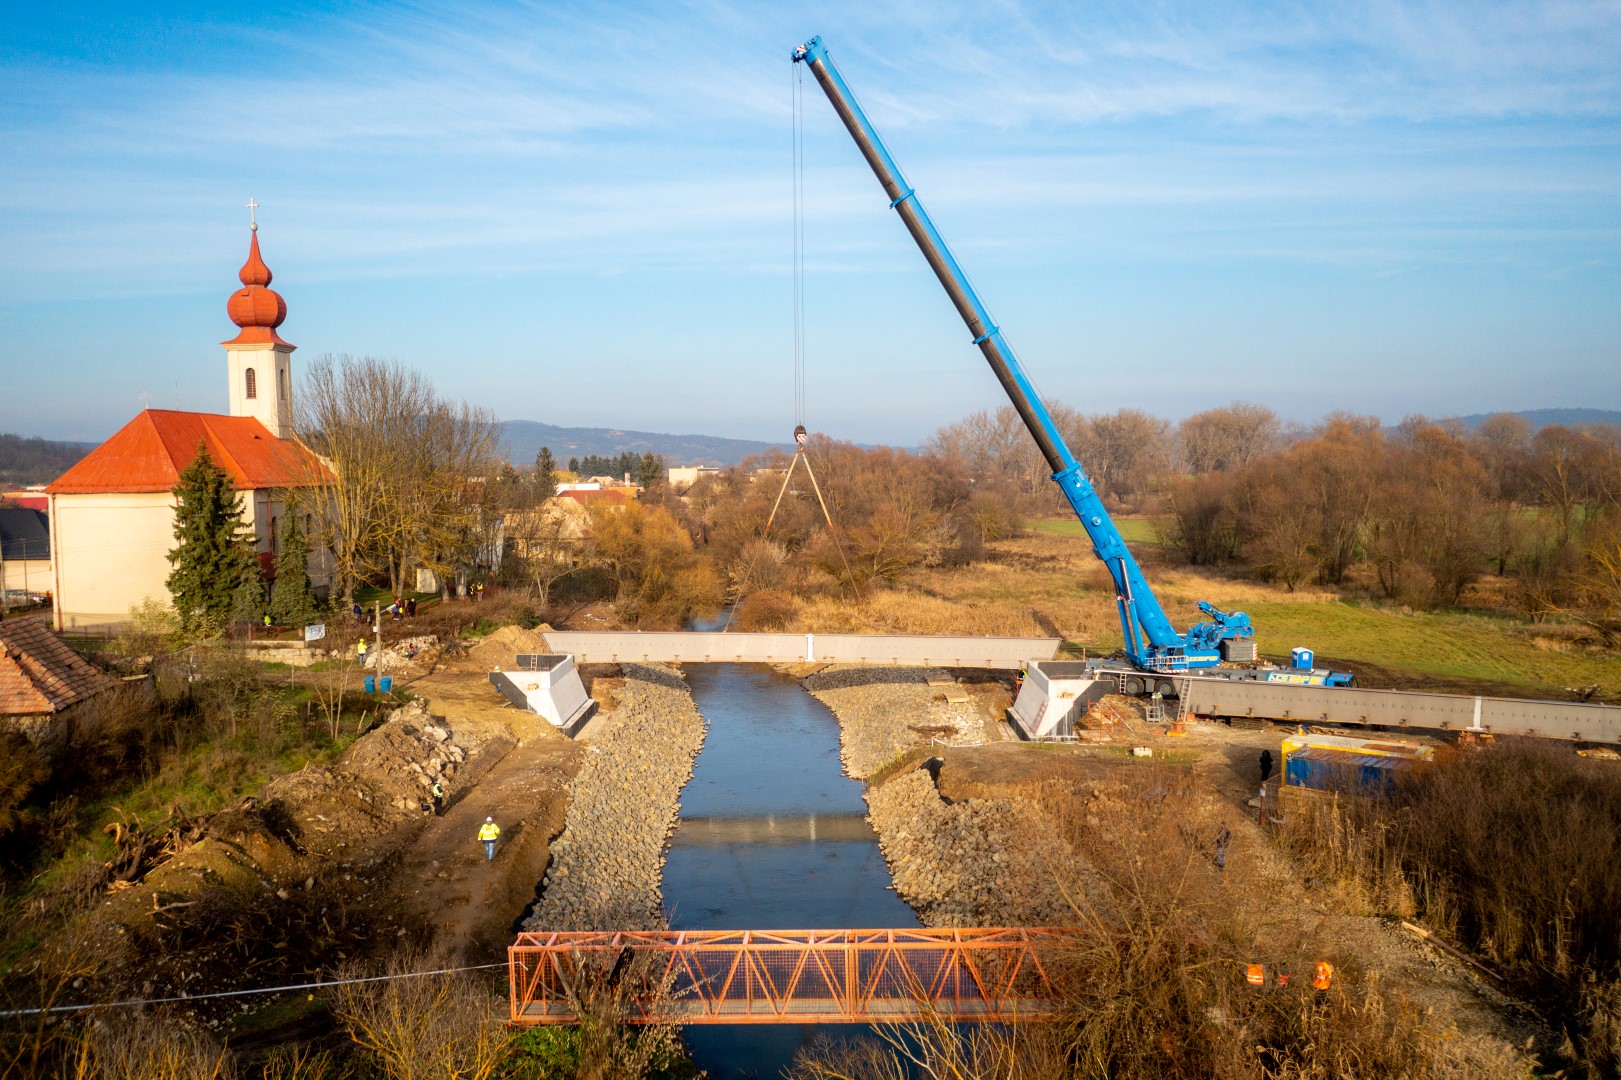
[
  {"x1": 49, "y1": 485, "x2": 333, "y2": 631},
  {"x1": 50, "y1": 491, "x2": 177, "y2": 630}
]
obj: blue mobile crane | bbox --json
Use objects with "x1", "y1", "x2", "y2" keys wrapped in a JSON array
[{"x1": 793, "y1": 36, "x2": 1352, "y2": 693}]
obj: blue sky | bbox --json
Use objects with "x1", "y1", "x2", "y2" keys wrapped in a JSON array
[{"x1": 2, "y1": 1, "x2": 1618, "y2": 447}]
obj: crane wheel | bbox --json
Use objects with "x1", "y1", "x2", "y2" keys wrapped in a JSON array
[
  {"x1": 1157, "y1": 680, "x2": 1178, "y2": 698},
  {"x1": 1124, "y1": 676, "x2": 1145, "y2": 696}
]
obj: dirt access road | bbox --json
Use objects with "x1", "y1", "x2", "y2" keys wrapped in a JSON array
[{"x1": 381, "y1": 628, "x2": 586, "y2": 963}]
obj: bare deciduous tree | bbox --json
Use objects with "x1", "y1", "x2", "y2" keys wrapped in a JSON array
[
  {"x1": 1177, "y1": 402, "x2": 1281, "y2": 474},
  {"x1": 297, "y1": 355, "x2": 499, "y2": 600},
  {"x1": 1074, "y1": 409, "x2": 1171, "y2": 507}
]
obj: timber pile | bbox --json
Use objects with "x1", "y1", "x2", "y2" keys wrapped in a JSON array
[{"x1": 102, "y1": 810, "x2": 208, "y2": 889}]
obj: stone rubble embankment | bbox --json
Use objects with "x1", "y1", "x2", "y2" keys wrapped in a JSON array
[
  {"x1": 805, "y1": 665, "x2": 952, "y2": 779},
  {"x1": 864, "y1": 768, "x2": 1073, "y2": 927},
  {"x1": 524, "y1": 663, "x2": 704, "y2": 931},
  {"x1": 806, "y1": 664, "x2": 1072, "y2": 927}
]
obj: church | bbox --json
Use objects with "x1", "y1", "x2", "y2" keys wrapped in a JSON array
[{"x1": 46, "y1": 221, "x2": 332, "y2": 631}]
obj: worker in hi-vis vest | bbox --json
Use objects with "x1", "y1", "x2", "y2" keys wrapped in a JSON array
[{"x1": 478, "y1": 817, "x2": 500, "y2": 861}]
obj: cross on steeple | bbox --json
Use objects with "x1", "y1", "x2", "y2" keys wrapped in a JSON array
[{"x1": 246, "y1": 196, "x2": 259, "y2": 232}]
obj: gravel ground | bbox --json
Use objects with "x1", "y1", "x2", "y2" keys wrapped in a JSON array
[
  {"x1": 864, "y1": 767, "x2": 1074, "y2": 927},
  {"x1": 524, "y1": 663, "x2": 704, "y2": 931}
]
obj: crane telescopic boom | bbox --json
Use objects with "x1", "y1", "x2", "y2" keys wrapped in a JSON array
[{"x1": 792, "y1": 35, "x2": 1250, "y2": 672}]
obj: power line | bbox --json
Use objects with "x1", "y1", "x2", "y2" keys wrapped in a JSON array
[{"x1": 0, "y1": 961, "x2": 507, "y2": 1019}]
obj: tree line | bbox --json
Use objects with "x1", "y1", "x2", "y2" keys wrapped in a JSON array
[
  {"x1": 159, "y1": 359, "x2": 1621, "y2": 643},
  {"x1": 0, "y1": 432, "x2": 90, "y2": 486},
  {"x1": 568, "y1": 451, "x2": 664, "y2": 488},
  {"x1": 928, "y1": 401, "x2": 1617, "y2": 627}
]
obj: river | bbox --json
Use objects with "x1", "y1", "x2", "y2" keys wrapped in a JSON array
[{"x1": 662, "y1": 662, "x2": 917, "y2": 1078}]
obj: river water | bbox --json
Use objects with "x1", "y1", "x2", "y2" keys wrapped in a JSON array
[{"x1": 663, "y1": 662, "x2": 917, "y2": 1078}]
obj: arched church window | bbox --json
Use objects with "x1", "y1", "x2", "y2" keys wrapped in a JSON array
[
  {"x1": 279, "y1": 367, "x2": 287, "y2": 400},
  {"x1": 245, "y1": 367, "x2": 258, "y2": 400}
]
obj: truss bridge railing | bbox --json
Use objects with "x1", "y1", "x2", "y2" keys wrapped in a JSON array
[{"x1": 509, "y1": 927, "x2": 1073, "y2": 1025}]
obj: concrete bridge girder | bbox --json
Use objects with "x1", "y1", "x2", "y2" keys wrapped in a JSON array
[{"x1": 540, "y1": 631, "x2": 1061, "y2": 669}]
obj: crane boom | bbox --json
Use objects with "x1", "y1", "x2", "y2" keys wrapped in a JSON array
[{"x1": 793, "y1": 35, "x2": 1250, "y2": 671}]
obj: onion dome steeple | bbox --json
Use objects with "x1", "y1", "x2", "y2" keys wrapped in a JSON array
[
  {"x1": 222, "y1": 203, "x2": 293, "y2": 348},
  {"x1": 222, "y1": 198, "x2": 296, "y2": 439}
]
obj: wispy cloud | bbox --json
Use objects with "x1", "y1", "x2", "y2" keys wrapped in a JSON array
[{"x1": 0, "y1": 1, "x2": 1616, "y2": 439}]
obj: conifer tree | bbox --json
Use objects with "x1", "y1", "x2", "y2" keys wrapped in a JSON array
[
  {"x1": 167, "y1": 443, "x2": 259, "y2": 633},
  {"x1": 269, "y1": 508, "x2": 319, "y2": 629},
  {"x1": 534, "y1": 446, "x2": 558, "y2": 501}
]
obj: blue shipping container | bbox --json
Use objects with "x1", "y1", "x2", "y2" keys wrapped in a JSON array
[{"x1": 1285, "y1": 748, "x2": 1407, "y2": 796}]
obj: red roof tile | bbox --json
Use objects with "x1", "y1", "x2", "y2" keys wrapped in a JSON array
[
  {"x1": 0, "y1": 620, "x2": 119, "y2": 716},
  {"x1": 557, "y1": 489, "x2": 631, "y2": 507},
  {"x1": 46, "y1": 410, "x2": 333, "y2": 494}
]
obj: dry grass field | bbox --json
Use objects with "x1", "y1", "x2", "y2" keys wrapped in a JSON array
[{"x1": 785, "y1": 520, "x2": 1621, "y2": 701}]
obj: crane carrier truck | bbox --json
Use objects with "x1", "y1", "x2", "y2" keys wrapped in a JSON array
[{"x1": 792, "y1": 36, "x2": 1353, "y2": 721}]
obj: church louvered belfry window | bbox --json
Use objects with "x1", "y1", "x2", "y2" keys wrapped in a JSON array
[{"x1": 245, "y1": 367, "x2": 257, "y2": 399}]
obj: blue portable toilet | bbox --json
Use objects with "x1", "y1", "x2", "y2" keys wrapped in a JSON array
[
  {"x1": 1291, "y1": 647, "x2": 1314, "y2": 671},
  {"x1": 364, "y1": 675, "x2": 376, "y2": 694}
]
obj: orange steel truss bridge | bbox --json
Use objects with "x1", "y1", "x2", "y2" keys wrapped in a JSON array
[{"x1": 509, "y1": 928, "x2": 1071, "y2": 1025}]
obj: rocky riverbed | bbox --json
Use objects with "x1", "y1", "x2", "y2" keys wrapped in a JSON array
[{"x1": 524, "y1": 663, "x2": 705, "y2": 930}]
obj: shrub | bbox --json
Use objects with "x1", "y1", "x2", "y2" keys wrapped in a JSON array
[{"x1": 1281, "y1": 740, "x2": 1621, "y2": 1075}]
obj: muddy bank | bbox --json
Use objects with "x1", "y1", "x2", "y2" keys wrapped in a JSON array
[{"x1": 525, "y1": 663, "x2": 705, "y2": 930}]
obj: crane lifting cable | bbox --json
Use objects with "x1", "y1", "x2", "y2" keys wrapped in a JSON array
[{"x1": 721, "y1": 72, "x2": 856, "y2": 631}]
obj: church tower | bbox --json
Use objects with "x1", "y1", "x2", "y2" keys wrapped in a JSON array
[{"x1": 222, "y1": 208, "x2": 295, "y2": 438}]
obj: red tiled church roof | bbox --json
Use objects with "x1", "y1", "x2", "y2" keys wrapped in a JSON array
[
  {"x1": 0, "y1": 620, "x2": 120, "y2": 716},
  {"x1": 45, "y1": 410, "x2": 333, "y2": 495}
]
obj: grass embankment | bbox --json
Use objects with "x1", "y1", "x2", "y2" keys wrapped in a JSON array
[
  {"x1": 793, "y1": 519, "x2": 1620, "y2": 700},
  {"x1": 0, "y1": 657, "x2": 381, "y2": 925}
]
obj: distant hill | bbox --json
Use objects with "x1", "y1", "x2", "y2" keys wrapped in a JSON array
[
  {"x1": 0, "y1": 433, "x2": 96, "y2": 486},
  {"x1": 500, "y1": 420, "x2": 784, "y2": 468},
  {"x1": 1453, "y1": 408, "x2": 1621, "y2": 431}
]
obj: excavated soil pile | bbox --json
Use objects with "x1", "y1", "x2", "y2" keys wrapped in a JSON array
[
  {"x1": 464, "y1": 626, "x2": 550, "y2": 671},
  {"x1": 263, "y1": 700, "x2": 507, "y2": 856},
  {"x1": 525, "y1": 663, "x2": 704, "y2": 931}
]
